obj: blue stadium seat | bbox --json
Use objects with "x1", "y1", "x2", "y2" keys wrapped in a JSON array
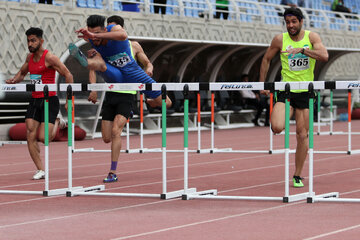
[
  {"x1": 77, "y1": 0, "x2": 87, "y2": 8},
  {"x1": 166, "y1": 0, "x2": 175, "y2": 15},
  {"x1": 113, "y1": 1, "x2": 122, "y2": 11},
  {"x1": 87, "y1": 0, "x2": 96, "y2": 8},
  {"x1": 95, "y1": 0, "x2": 103, "y2": 9}
]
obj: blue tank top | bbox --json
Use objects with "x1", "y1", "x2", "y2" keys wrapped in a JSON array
[{"x1": 90, "y1": 24, "x2": 135, "y2": 68}]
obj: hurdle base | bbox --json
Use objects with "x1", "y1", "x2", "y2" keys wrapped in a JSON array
[
  {"x1": 311, "y1": 196, "x2": 360, "y2": 203},
  {"x1": 161, "y1": 188, "x2": 197, "y2": 200},
  {"x1": 282, "y1": 192, "x2": 311, "y2": 203},
  {"x1": 67, "y1": 185, "x2": 105, "y2": 197},
  {"x1": 270, "y1": 149, "x2": 296, "y2": 154},
  {"x1": 0, "y1": 190, "x2": 43, "y2": 195},
  {"x1": 182, "y1": 189, "x2": 218, "y2": 200},
  {"x1": 185, "y1": 191, "x2": 309, "y2": 202},
  {"x1": 184, "y1": 194, "x2": 284, "y2": 201},
  {"x1": 307, "y1": 192, "x2": 340, "y2": 203},
  {"x1": 43, "y1": 186, "x2": 83, "y2": 197}
]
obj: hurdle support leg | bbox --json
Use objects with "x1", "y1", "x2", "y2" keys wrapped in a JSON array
[
  {"x1": 306, "y1": 83, "x2": 340, "y2": 203},
  {"x1": 64, "y1": 85, "x2": 106, "y2": 197}
]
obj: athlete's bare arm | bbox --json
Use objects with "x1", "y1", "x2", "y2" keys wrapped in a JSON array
[
  {"x1": 131, "y1": 41, "x2": 153, "y2": 77},
  {"x1": 305, "y1": 32, "x2": 328, "y2": 62},
  {"x1": 88, "y1": 70, "x2": 98, "y2": 104},
  {"x1": 6, "y1": 54, "x2": 31, "y2": 84},
  {"x1": 280, "y1": 32, "x2": 328, "y2": 62},
  {"x1": 259, "y1": 34, "x2": 282, "y2": 94},
  {"x1": 76, "y1": 25, "x2": 127, "y2": 41},
  {"x1": 46, "y1": 52, "x2": 74, "y2": 83}
]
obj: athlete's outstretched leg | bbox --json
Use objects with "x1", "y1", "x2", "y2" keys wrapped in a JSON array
[
  {"x1": 147, "y1": 95, "x2": 172, "y2": 108},
  {"x1": 69, "y1": 43, "x2": 106, "y2": 72}
]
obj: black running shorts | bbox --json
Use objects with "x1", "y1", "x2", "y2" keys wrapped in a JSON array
[
  {"x1": 276, "y1": 91, "x2": 313, "y2": 109},
  {"x1": 26, "y1": 96, "x2": 60, "y2": 124},
  {"x1": 101, "y1": 92, "x2": 134, "y2": 121}
]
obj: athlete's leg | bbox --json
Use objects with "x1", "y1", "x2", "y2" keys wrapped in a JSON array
[
  {"x1": 38, "y1": 122, "x2": 55, "y2": 143},
  {"x1": 96, "y1": 63, "x2": 124, "y2": 83},
  {"x1": 101, "y1": 120, "x2": 113, "y2": 144},
  {"x1": 294, "y1": 108, "x2": 309, "y2": 177},
  {"x1": 270, "y1": 102, "x2": 294, "y2": 134},
  {"x1": 122, "y1": 63, "x2": 172, "y2": 108},
  {"x1": 110, "y1": 114, "x2": 127, "y2": 173},
  {"x1": 87, "y1": 52, "x2": 107, "y2": 72},
  {"x1": 69, "y1": 44, "x2": 107, "y2": 72},
  {"x1": 26, "y1": 118, "x2": 43, "y2": 170},
  {"x1": 146, "y1": 95, "x2": 172, "y2": 108}
]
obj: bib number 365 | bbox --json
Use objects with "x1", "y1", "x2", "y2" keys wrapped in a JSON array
[{"x1": 288, "y1": 58, "x2": 309, "y2": 71}]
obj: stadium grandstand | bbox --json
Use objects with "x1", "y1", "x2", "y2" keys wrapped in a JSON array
[{"x1": 0, "y1": 0, "x2": 359, "y2": 139}]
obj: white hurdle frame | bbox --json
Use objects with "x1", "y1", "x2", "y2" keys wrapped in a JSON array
[
  {"x1": 308, "y1": 81, "x2": 360, "y2": 203},
  {"x1": 63, "y1": 84, "x2": 197, "y2": 199},
  {"x1": 0, "y1": 84, "x2": 75, "y2": 196},
  {"x1": 183, "y1": 81, "x2": 318, "y2": 203}
]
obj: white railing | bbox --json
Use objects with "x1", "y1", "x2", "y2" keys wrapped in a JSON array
[{"x1": 3, "y1": 0, "x2": 360, "y2": 31}]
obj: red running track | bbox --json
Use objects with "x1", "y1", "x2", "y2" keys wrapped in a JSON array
[{"x1": 1, "y1": 121, "x2": 360, "y2": 240}]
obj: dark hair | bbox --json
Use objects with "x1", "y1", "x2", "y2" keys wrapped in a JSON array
[
  {"x1": 107, "y1": 15, "x2": 124, "y2": 27},
  {"x1": 87, "y1": 15, "x2": 106, "y2": 28},
  {"x1": 283, "y1": 7, "x2": 304, "y2": 22},
  {"x1": 241, "y1": 74, "x2": 249, "y2": 81},
  {"x1": 25, "y1": 27, "x2": 43, "y2": 38}
]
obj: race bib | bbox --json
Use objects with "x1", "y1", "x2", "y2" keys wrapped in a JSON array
[
  {"x1": 30, "y1": 74, "x2": 42, "y2": 84},
  {"x1": 107, "y1": 52, "x2": 131, "y2": 68},
  {"x1": 288, "y1": 56, "x2": 310, "y2": 71},
  {"x1": 286, "y1": 45, "x2": 310, "y2": 71}
]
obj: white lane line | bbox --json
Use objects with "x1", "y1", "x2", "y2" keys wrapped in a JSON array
[
  {"x1": 0, "y1": 200, "x2": 166, "y2": 229},
  {"x1": 110, "y1": 202, "x2": 303, "y2": 240},
  {"x1": 303, "y1": 223, "x2": 360, "y2": 240}
]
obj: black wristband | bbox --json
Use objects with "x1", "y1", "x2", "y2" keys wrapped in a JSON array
[{"x1": 301, "y1": 47, "x2": 305, "y2": 54}]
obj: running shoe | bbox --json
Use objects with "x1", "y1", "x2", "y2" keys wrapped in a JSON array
[
  {"x1": 103, "y1": 172, "x2": 118, "y2": 183},
  {"x1": 293, "y1": 176, "x2": 304, "y2": 188},
  {"x1": 33, "y1": 170, "x2": 45, "y2": 180},
  {"x1": 68, "y1": 43, "x2": 88, "y2": 67}
]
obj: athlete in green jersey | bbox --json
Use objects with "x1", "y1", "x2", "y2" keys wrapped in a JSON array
[{"x1": 259, "y1": 8, "x2": 328, "y2": 187}]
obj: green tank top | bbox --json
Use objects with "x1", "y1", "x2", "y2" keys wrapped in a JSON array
[
  {"x1": 113, "y1": 40, "x2": 137, "y2": 95},
  {"x1": 280, "y1": 30, "x2": 316, "y2": 93}
]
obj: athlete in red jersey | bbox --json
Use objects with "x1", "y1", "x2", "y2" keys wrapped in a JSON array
[{"x1": 6, "y1": 27, "x2": 73, "y2": 180}]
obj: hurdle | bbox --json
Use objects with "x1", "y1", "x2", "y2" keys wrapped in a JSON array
[
  {"x1": 314, "y1": 82, "x2": 360, "y2": 155},
  {"x1": 64, "y1": 83, "x2": 196, "y2": 199},
  {"x1": 271, "y1": 83, "x2": 360, "y2": 155},
  {"x1": 0, "y1": 84, "x2": 74, "y2": 196},
  {"x1": 183, "y1": 82, "x2": 320, "y2": 203},
  {"x1": 307, "y1": 81, "x2": 360, "y2": 203}
]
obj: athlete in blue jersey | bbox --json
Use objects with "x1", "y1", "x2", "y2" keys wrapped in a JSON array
[{"x1": 69, "y1": 14, "x2": 171, "y2": 108}]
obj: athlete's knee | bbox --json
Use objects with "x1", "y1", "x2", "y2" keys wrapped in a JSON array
[
  {"x1": 88, "y1": 58, "x2": 107, "y2": 72},
  {"x1": 271, "y1": 125, "x2": 283, "y2": 134},
  {"x1": 26, "y1": 129, "x2": 37, "y2": 141},
  {"x1": 111, "y1": 127, "x2": 122, "y2": 139},
  {"x1": 166, "y1": 96, "x2": 172, "y2": 108},
  {"x1": 102, "y1": 135, "x2": 112, "y2": 143},
  {"x1": 38, "y1": 136, "x2": 45, "y2": 143},
  {"x1": 296, "y1": 131, "x2": 308, "y2": 143}
]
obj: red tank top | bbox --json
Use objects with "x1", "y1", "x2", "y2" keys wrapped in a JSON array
[{"x1": 28, "y1": 49, "x2": 56, "y2": 98}]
